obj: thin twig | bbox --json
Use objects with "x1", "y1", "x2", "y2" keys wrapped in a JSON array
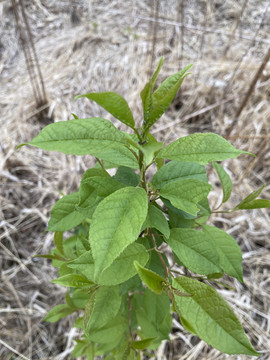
[{"x1": 0, "y1": 339, "x2": 31, "y2": 360}]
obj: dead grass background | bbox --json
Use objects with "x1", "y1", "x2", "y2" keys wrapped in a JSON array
[{"x1": 0, "y1": 0, "x2": 270, "y2": 359}]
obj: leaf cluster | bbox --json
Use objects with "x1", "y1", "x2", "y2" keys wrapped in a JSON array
[{"x1": 18, "y1": 58, "x2": 269, "y2": 359}]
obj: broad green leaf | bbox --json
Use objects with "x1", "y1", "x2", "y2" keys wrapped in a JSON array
[
  {"x1": 90, "y1": 187, "x2": 148, "y2": 279},
  {"x1": 47, "y1": 192, "x2": 85, "y2": 232},
  {"x1": 160, "y1": 179, "x2": 212, "y2": 216},
  {"x1": 147, "y1": 248, "x2": 169, "y2": 277},
  {"x1": 44, "y1": 304, "x2": 75, "y2": 322},
  {"x1": 71, "y1": 339, "x2": 93, "y2": 359},
  {"x1": 86, "y1": 316, "x2": 127, "y2": 344},
  {"x1": 157, "y1": 133, "x2": 252, "y2": 164},
  {"x1": 52, "y1": 273, "x2": 94, "y2": 287},
  {"x1": 146, "y1": 64, "x2": 192, "y2": 128},
  {"x1": 168, "y1": 228, "x2": 221, "y2": 275},
  {"x1": 141, "y1": 140, "x2": 164, "y2": 165},
  {"x1": 98, "y1": 243, "x2": 149, "y2": 286},
  {"x1": 233, "y1": 185, "x2": 269, "y2": 210},
  {"x1": 173, "y1": 277, "x2": 260, "y2": 356},
  {"x1": 178, "y1": 315, "x2": 197, "y2": 335},
  {"x1": 113, "y1": 166, "x2": 140, "y2": 187},
  {"x1": 84, "y1": 286, "x2": 121, "y2": 332},
  {"x1": 132, "y1": 338, "x2": 156, "y2": 350},
  {"x1": 22, "y1": 118, "x2": 138, "y2": 168},
  {"x1": 133, "y1": 289, "x2": 171, "y2": 347},
  {"x1": 71, "y1": 289, "x2": 92, "y2": 309},
  {"x1": 152, "y1": 161, "x2": 207, "y2": 189},
  {"x1": 202, "y1": 225, "x2": 243, "y2": 282},
  {"x1": 142, "y1": 204, "x2": 170, "y2": 238},
  {"x1": 134, "y1": 261, "x2": 166, "y2": 294},
  {"x1": 81, "y1": 176, "x2": 125, "y2": 198},
  {"x1": 213, "y1": 162, "x2": 232, "y2": 203},
  {"x1": 75, "y1": 92, "x2": 135, "y2": 128},
  {"x1": 141, "y1": 57, "x2": 164, "y2": 123},
  {"x1": 67, "y1": 251, "x2": 95, "y2": 282}
]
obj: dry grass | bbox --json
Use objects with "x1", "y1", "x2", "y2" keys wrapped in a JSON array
[{"x1": 0, "y1": 0, "x2": 270, "y2": 359}]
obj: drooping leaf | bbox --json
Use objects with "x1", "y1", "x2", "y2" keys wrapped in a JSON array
[
  {"x1": 134, "y1": 261, "x2": 166, "y2": 294},
  {"x1": 47, "y1": 192, "x2": 85, "y2": 232},
  {"x1": 98, "y1": 243, "x2": 149, "y2": 286},
  {"x1": 152, "y1": 161, "x2": 208, "y2": 189},
  {"x1": 157, "y1": 133, "x2": 252, "y2": 164},
  {"x1": 44, "y1": 304, "x2": 75, "y2": 322},
  {"x1": 173, "y1": 277, "x2": 260, "y2": 356},
  {"x1": 233, "y1": 185, "x2": 270, "y2": 210},
  {"x1": 90, "y1": 187, "x2": 148, "y2": 279},
  {"x1": 145, "y1": 64, "x2": 192, "y2": 128},
  {"x1": 168, "y1": 228, "x2": 221, "y2": 275},
  {"x1": 160, "y1": 179, "x2": 212, "y2": 216},
  {"x1": 212, "y1": 162, "x2": 232, "y2": 203},
  {"x1": 202, "y1": 225, "x2": 243, "y2": 282},
  {"x1": 75, "y1": 92, "x2": 135, "y2": 128},
  {"x1": 142, "y1": 204, "x2": 170, "y2": 238},
  {"x1": 113, "y1": 167, "x2": 140, "y2": 187},
  {"x1": 84, "y1": 286, "x2": 121, "y2": 333},
  {"x1": 52, "y1": 273, "x2": 94, "y2": 288}
]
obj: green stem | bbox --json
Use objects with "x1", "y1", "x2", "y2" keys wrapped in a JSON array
[{"x1": 148, "y1": 229, "x2": 168, "y2": 280}]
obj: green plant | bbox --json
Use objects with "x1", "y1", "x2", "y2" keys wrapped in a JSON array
[{"x1": 18, "y1": 58, "x2": 269, "y2": 359}]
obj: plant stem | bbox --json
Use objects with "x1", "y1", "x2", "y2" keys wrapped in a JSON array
[{"x1": 148, "y1": 229, "x2": 168, "y2": 280}]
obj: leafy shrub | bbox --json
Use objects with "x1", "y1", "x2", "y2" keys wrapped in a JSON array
[{"x1": 19, "y1": 58, "x2": 268, "y2": 359}]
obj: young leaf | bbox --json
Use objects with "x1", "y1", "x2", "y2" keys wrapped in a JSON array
[
  {"x1": 168, "y1": 228, "x2": 221, "y2": 275},
  {"x1": 75, "y1": 92, "x2": 135, "y2": 128},
  {"x1": 84, "y1": 286, "x2": 121, "y2": 333},
  {"x1": 157, "y1": 133, "x2": 252, "y2": 164},
  {"x1": 233, "y1": 184, "x2": 270, "y2": 210},
  {"x1": 47, "y1": 192, "x2": 85, "y2": 232},
  {"x1": 160, "y1": 179, "x2": 212, "y2": 216},
  {"x1": 146, "y1": 64, "x2": 192, "y2": 128},
  {"x1": 152, "y1": 161, "x2": 208, "y2": 189},
  {"x1": 141, "y1": 57, "x2": 164, "y2": 123},
  {"x1": 44, "y1": 304, "x2": 75, "y2": 322},
  {"x1": 134, "y1": 261, "x2": 166, "y2": 294},
  {"x1": 52, "y1": 274, "x2": 94, "y2": 288},
  {"x1": 142, "y1": 204, "x2": 170, "y2": 238},
  {"x1": 98, "y1": 243, "x2": 149, "y2": 286},
  {"x1": 202, "y1": 225, "x2": 243, "y2": 282},
  {"x1": 173, "y1": 277, "x2": 260, "y2": 356},
  {"x1": 212, "y1": 162, "x2": 232, "y2": 203},
  {"x1": 54, "y1": 232, "x2": 64, "y2": 255},
  {"x1": 90, "y1": 187, "x2": 148, "y2": 279}
]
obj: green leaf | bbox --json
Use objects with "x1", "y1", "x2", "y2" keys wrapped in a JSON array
[
  {"x1": 168, "y1": 228, "x2": 221, "y2": 275},
  {"x1": 44, "y1": 304, "x2": 75, "y2": 322},
  {"x1": 233, "y1": 185, "x2": 270, "y2": 210},
  {"x1": 75, "y1": 92, "x2": 135, "y2": 128},
  {"x1": 146, "y1": 64, "x2": 192, "y2": 128},
  {"x1": 84, "y1": 286, "x2": 121, "y2": 333},
  {"x1": 54, "y1": 232, "x2": 64, "y2": 255},
  {"x1": 212, "y1": 162, "x2": 232, "y2": 203},
  {"x1": 173, "y1": 277, "x2": 260, "y2": 356},
  {"x1": 143, "y1": 204, "x2": 170, "y2": 238},
  {"x1": 113, "y1": 166, "x2": 140, "y2": 187},
  {"x1": 67, "y1": 251, "x2": 95, "y2": 282},
  {"x1": 152, "y1": 161, "x2": 208, "y2": 189},
  {"x1": 141, "y1": 57, "x2": 164, "y2": 123},
  {"x1": 98, "y1": 243, "x2": 149, "y2": 286},
  {"x1": 81, "y1": 176, "x2": 125, "y2": 198},
  {"x1": 90, "y1": 187, "x2": 148, "y2": 279},
  {"x1": 160, "y1": 179, "x2": 212, "y2": 216},
  {"x1": 132, "y1": 338, "x2": 156, "y2": 350},
  {"x1": 86, "y1": 316, "x2": 127, "y2": 345},
  {"x1": 134, "y1": 261, "x2": 166, "y2": 294},
  {"x1": 202, "y1": 225, "x2": 243, "y2": 282},
  {"x1": 47, "y1": 192, "x2": 85, "y2": 232},
  {"x1": 141, "y1": 140, "x2": 164, "y2": 165},
  {"x1": 158, "y1": 133, "x2": 252, "y2": 164},
  {"x1": 52, "y1": 273, "x2": 94, "y2": 287},
  {"x1": 71, "y1": 339, "x2": 93, "y2": 359}
]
